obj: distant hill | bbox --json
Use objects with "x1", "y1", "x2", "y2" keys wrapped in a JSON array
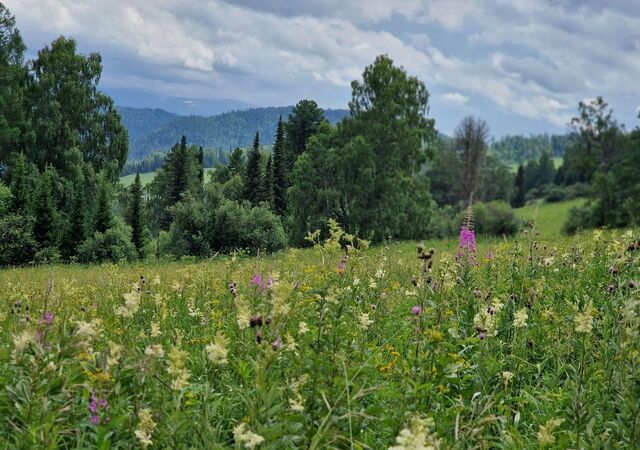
[{"x1": 118, "y1": 105, "x2": 350, "y2": 160}]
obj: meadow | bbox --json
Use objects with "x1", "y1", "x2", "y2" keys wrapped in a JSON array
[{"x1": 1, "y1": 219, "x2": 639, "y2": 449}]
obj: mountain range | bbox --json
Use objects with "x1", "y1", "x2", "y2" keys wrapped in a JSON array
[{"x1": 116, "y1": 104, "x2": 350, "y2": 160}]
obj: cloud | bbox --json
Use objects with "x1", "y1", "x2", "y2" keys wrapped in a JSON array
[
  {"x1": 442, "y1": 92, "x2": 468, "y2": 104},
  {"x1": 5, "y1": 0, "x2": 640, "y2": 132}
]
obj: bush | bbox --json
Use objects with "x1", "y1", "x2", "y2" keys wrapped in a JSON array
[
  {"x1": 425, "y1": 205, "x2": 459, "y2": 239},
  {"x1": 210, "y1": 200, "x2": 288, "y2": 253},
  {"x1": 545, "y1": 182, "x2": 590, "y2": 203},
  {"x1": 471, "y1": 201, "x2": 521, "y2": 236},
  {"x1": 0, "y1": 181, "x2": 11, "y2": 215},
  {"x1": 564, "y1": 203, "x2": 595, "y2": 235},
  {"x1": 0, "y1": 214, "x2": 37, "y2": 266},
  {"x1": 78, "y1": 220, "x2": 137, "y2": 263}
]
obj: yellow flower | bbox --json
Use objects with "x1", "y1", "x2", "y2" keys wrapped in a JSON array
[
  {"x1": 167, "y1": 345, "x2": 191, "y2": 391},
  {"x1": 513, "y1": 308, "x2": 528, "y2": 328},
  {"x1": 233, "y1": 423, "x2": 264, "y2": 449},
  {"x1": 205, "y1": 332, "x2": 229, "y2": 365},
  {"x1": 135, "y1": 408, "x2": 157, "y2": 449},
  {"x1": 537, "y1": 418, "x2": 564, "y2": 447}
]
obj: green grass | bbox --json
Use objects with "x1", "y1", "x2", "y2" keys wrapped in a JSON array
[
  {"x1": 506, "y1": 156, "x2": 563, "y2": 172},
  {"x1": 514, "y1": 198, "x2": 585, "y2": 238},
  {"x1": 2, "y1": 228, "x2": 639, "y2": 448},
  {"x1": 119, "y1": 168, "x2": 214, "y2": 187}
]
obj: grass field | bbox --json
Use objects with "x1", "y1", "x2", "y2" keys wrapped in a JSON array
[
  {"x1": 514, "y1": 198, "x2": 586, "y2": 238},
  {"x1": 1, "y1": 223, "x2": 639, "y2": 448},
  {"x1": 119, "y1": 168, "x2": 215, "y2": 187}
]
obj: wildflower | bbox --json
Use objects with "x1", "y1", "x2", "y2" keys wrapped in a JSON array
[
  {"x1": 41, "y1": 311, "x2": 54, "y2": 326},
  {"x1": 298, "y1": 321, "x2": 309, "y2": 335},
  {"x1": 390, "y1": 416, "x2": 440, "y2": 450},
  {"x1": 75, "y1": 319, "x2": 102, "y2": 340},
  {"x1": 289, "y1": 394, "x2": 304, "y2": 412},
  {"x1": 167, "y1": 345, "x2": 191, "y2": 391},
  {"x1": 145, "y1": 344, "x2": 165, "y2": 358},
  {"x1": 537, "y1": 418, "x2": 564, "y2": 447},
  {"x1": 107, "y1": 341, "x2": 123, "y2": 367},
  {"x1": 574, "y1": 300, "x2": 595, "y2": 334},
  {"x1": 12, "y1": 329, "x2": 34, "y2": 357},
  {"x1": 135, "y1": 408, "x2": 157, "y2": 449},
  {"x1": 233, "y1": 423, "x2": 264, "y2": 449},
  {"x1": 474, "y1": 309, "x2": 497, "y2": 338},
  {"x1": 116, "y1": 289, "x2": 141, "y2": 318},
  {"x1": 513, "y1": 308, "x2": 528, "y2": 328},
  {"x1": 502, "y1": 371, "x2": 514, "y2": 386},
  {"x1": 88, "y1": 393, "x2": 108, "y2": 425},
  {"x1": 205, "y1": 332, "x2": 229, "y2": 365},
  {"x1": 271, "y1": 335, "x2": 283, "y2": 351},
  {"x1": 359, "y1": 312, "x2": 374, "y2": 330},
  {"x1": 486, "y1": 250, "x2": 494, "y2": 260},
  {"x1": 411, "y1": 306, "x2": 422, "y2": 316},
  {"x1": 150, "y1": 322, "x2": 162, "y2": 337}
]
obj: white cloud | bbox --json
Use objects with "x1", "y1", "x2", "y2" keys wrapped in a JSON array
[
  {"x1": 5, "y1": 0, "x2": 640, "y2": 130},
  {"x1": 442, "y1": 92, "x2": 468, "y2": 104}
]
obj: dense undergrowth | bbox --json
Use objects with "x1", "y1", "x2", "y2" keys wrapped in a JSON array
[{"x1": 0, "y1": 227, "x2": 639, "y2": 448}]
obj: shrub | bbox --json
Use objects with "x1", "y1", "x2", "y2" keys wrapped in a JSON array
[
  {"x1": 564, "y1": 203, "x2": 595, "y2": 235},
  {"x1": 210, "y1": 200, "x2": 287, "y2": 253},
  {"x1": 78, "y1": 220, "x2": 137, "y2": 263},
  {"x1": 0, "y1": 214, "x2": 37, "y2": 266},
  {"x1": 471, "y1": 201, "x2": 521, "y2": 236}
]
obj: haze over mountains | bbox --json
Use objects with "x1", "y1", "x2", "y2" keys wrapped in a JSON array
[{"x1": 117, "y1": 103, "x2": 349, "y2": 160}]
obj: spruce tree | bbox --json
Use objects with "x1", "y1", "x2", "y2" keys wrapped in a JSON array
[
  {"x1": 512, "y1": 164, "x2": 526, "y2": 208},
  {"x1": 94, "y1": 178, "x2": 113, "y2": 233},
  {"x1": 197, "y1": 146, "x2": 204, "y2": 183},
  {"x1": 261, "y1": 154, "x2": 274, "y2": 206},
  {"x1": 61, "y1": 184, "x2": 87, "y2": 259},
  {"x1": 228, "y1": 147, "x2": 245, "y2": 176},
  {"x1": 127, "y1": 173, "x2": 146, "y2": 258},
  {"x1": 9, "y1": 152, "x2": 30, "y2": 213},
  {"x1": 243, "y1": 131, "x2": 263, "y2": 204},
  {"x1": 272, "y1": 116, "x2": 288, "y2": 214},
  {"x1": 32, "y1": 166, "x2": 59, "y2": 249}
]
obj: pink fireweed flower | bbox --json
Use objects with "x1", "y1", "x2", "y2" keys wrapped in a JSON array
[
  {"x1": 486, "y1": 250, "x2": 494, "y2": 260},
  {"x1": 88, "y1": 393, "x2": 108, "y2": 425},
  {"x1": 42, "y1": 311, "x2": 54, "y2": 326},
  {"x1": 250, "y1": 273, "x2": 272, "y2": 291},
  {"x1": 411, "y1": 306, "x2": 422, "y2": 315},
  {"x1": 457, "y1": 226, "x2": 477, "y2": 266}
]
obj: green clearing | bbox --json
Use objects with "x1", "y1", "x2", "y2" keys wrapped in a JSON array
[
  {"x1": 514, "y1": 197, "x2": 586, "y2": 238},
  {"x1": 119, "y1": 167, "x2": 214, "y2": 187}
]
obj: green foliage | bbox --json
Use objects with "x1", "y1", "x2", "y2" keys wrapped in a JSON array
[
  {"x1": 93, "y1": 176, "x2": 113, "y2": 234},
  {"x1": 32, "y1": 166, "x2": 59, "y2": 249},
  {"x1": 28, "y1": 36, "x2": 128, "y2": 180},
  {"x1": 127, "y1": 173, "x2": 147, "y2": 258},
  {"x1": 471, "y1": 201, "x2": 521, "y2": 236},
  {"x1": 60, "y1": 185, "x2": 87, "y2": 260},
  {"x1": 272, "y1": 116, "x2": 288, "y2": 214},
  {"x1": 243, "y1": 131, "x2": 263, "y2": 205},
  {"x1": 285, "y1": 100, "x2": 325, "y2": 169},
  {"x1": 78, "y1": 219, "x2": 137, "y2": 263},
  {"x1": 491, "y1": 133, "x2": 574, "y2": 164},
  {"x1": 128, "y1": 105, "x2": 347, "y2": 159},
  {"x1": 512, "y1": 164, "x2": 526, "y2": 207},
  {"x1": 0, "y1": 179, "x2": 10, "y2": 214},
  {"x1": 0, "y1": 213, "x2": 36, "y2": 266},
  {"x1": 564, "y1": 203, "x2": 595, "y2": 235}
]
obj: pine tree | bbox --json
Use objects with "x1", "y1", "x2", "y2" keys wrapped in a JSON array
[
  {"x1": 512, "y1": 164, "x2": 526, "y2": 208},
  {"x1": 94, "y1": 177, "x2": 113, "y2": 233},
  {"x1": 243, "y1": 131, "x2": 263, "y2": 205},
  {"x1": 61, "y1": 184, "x2": 87, "y2": 259},
  {"x1": 127, "y1": 173, "x2": 146, "y2": 258},
  {"x1": 197, "y1": 146, "x2": 204, "y2": 183},
  {"x1": 9, "y1": 152, "x2": 30, "y2": 213},
  {"x1": 32, "y1": 166, "x2": 59, "y2": 249},
  {"x1": 228, "y1": 147, "x2": 245, "y2": 176},
  {"x1": 272, "y1": 116, "x2": 288, "y2": 214},
  {"x1": 261, "y1": 154, "x2": 274, "y2": 206}
]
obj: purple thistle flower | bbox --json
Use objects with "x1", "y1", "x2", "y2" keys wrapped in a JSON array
[{"x1": 411, "y1": 306, "x2": 422, "y2": 316}]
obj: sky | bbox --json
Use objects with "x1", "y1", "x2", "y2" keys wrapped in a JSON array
[{"x1": 6, "y1": 0, "x2": 640, "y2": 137}]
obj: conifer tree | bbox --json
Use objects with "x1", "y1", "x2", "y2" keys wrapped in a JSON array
[
  {"x1": 243, "y1": 131, "x2": 263, "y2": 204},
  {"x1": 127, "y1": 173, "x2": 146, "y2": 258},
  {"x1": 32, "y1": 166, "x2": 59, "y2": 249},
  {"x1": 512, "y1": 164, "x2": 526, "y2": 208},
  {"x1": 94, "y1": 177, "x2": 113, "y2": 233},
  {"x1": 61, "y1": 184, "x2": 87, "y2": 259},
  {"x1": 197, "y1": 146, "x2": 204, "y2": 183},
  {"x1": 228, "y1": 147, "x2": 245, "y2": 176},
  {"x1": 9, "y1": 152, "x2": 29, "y2": 213},
  {"x1": 272, "y1": 116, "x2": 288, "y2": 214},
  {"x1": 261, "y1": 154, "x2": 274, "y2": 206}
]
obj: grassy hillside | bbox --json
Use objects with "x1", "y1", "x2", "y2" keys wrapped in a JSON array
[
  {"x1": 514, "y1": 198, "x2": 586, "y2": 237},
  {"x1": 2, "y1": 229, "x2": 638, "y2": 447}
]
